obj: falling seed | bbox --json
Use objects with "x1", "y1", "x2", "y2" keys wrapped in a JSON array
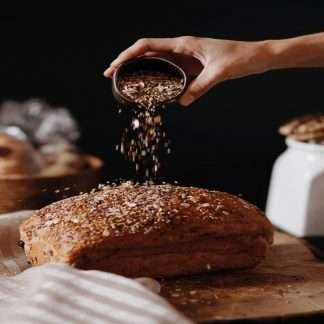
[
  {"x1": 154, "y1": 116, "x2": 161, "y2": 124},
  {"x1": 132, "y1": 119, "x2": 140, "y2": 129},
  {"x1": 116, "y1": 71, "x2": 184, "y2": 180}
]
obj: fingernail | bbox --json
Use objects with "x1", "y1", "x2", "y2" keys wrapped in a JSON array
[{"x1": 179, "y1": 95, "x2": 194, "y2": 107}]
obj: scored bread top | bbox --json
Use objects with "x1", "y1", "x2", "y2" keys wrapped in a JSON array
[{"x1": 20, "y1": 182, "x2": 273, "y2": 263}]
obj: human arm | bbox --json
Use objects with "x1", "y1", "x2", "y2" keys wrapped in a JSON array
[{"x1": 104, "y1": 33, "x2": 324, "y2": 106}]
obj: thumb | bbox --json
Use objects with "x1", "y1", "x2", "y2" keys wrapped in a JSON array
[{"x1": 179, "y1": 66, "x2": 224, "y2": 106}]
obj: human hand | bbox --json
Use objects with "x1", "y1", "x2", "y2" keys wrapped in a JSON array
[{"x1": 104, "y1": 36, "x2": 272, "y2": 106}]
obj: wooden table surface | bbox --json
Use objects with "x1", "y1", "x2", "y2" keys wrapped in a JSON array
[{"x1": 161, "y1": 231, "x2": 324, "y2": 323}]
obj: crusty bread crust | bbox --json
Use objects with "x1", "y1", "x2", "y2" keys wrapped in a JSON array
[
  {"x1": 279, "y1": 113, "x2": 324, "y2": 141},
  {"x1": 20, "y1": 183, "x2": 273, "y2": 278}
]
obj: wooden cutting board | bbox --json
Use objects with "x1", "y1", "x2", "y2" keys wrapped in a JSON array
[{"x1": 161, "y1": 231, "x2": 324, "y2": 323}]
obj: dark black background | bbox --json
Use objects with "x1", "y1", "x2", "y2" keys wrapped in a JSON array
[{"x1": 1, "y1": 2, "x2": 324, "y2": 209}]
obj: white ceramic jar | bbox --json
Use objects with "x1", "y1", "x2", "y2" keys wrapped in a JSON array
[{"x1": 266, "y1": 138, "x2": 324, "y2": 237}]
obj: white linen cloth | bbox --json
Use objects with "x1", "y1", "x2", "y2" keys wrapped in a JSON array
[{"x1": 0, "y1": 211, "x2": 193, "y2": 324}]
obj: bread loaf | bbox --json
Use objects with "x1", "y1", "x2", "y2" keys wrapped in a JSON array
[
  {"x1": 20, "y1": 182, "x2": 273, "y2": 278},
  {"x1": 279, "y1": 113, "x2": 324, "y2": 141},
  {"x1": 0, "y1": 133, "x2": 45, "y2": 176}
]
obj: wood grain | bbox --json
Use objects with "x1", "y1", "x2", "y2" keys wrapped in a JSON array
[{"x1": 161, "y1": 231, "x2": 324, "y2": 323}]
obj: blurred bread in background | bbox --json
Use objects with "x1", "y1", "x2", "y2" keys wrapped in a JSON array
[
  {"x1": 41, "y1": 143, "x2": 90, "y2": 177},
  {"x1": 0, "y1": 133, "x2": 45, "y2": 176},
  {"x1": 279, "y1": 114, "x2": 324, "y2": 143}
]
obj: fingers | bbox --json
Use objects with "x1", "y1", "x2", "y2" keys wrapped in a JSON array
[
  {"x1": 103, "y1": 66, "x2": 115, "y2": 78},
  {"x1": 179, "y1": 65, "x2": 224, "y2": 106},
  {"x1": 112, "y1": 38, "x2": 178, "y2": 65},
  {"x1": 142, "y1": 51, "x2": 161, "y2": 57},
  {"x1": 103, "y1": 38, "x2": 178, "y2": 77},
  {"x1": 103, "y1": 51, "x2": 169, "y2": 77}
]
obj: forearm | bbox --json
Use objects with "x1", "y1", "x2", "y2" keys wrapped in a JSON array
[
  {"x1": 263, "y1": 32, "x2": 324, "y2": 70},
  {"x1": 105, "y1": 34, "x2": 324, "y2": 106}
]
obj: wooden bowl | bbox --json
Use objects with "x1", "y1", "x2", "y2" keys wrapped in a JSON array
[
  {"x1": 112, "y1": 56, "x2": 187, "y2": 108},
  {"x1": 0, "y1": 155, "x2": 103, "y2": 213}
]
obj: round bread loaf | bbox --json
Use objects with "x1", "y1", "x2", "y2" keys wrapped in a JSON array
[
  {"x1": 20, "y1": 182, "x2": 273, "y2": 278},
  {"x1": 0, "y1": 133, "x2": 44, "y2": 176}
]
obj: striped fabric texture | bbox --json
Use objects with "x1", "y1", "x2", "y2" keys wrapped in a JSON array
[{"x1": 0, "y1": 211, "x2": 193, "y2": 324}]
